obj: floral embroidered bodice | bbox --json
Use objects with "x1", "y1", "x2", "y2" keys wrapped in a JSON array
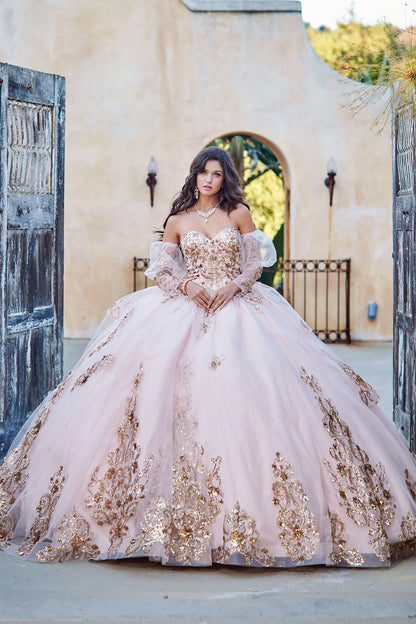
[
  {"x1": 180, "y1": 228, "x2": 244, "y2": 293},
  {"x1": 145, "y1": 227, "x2": 277, "y2": 297}
]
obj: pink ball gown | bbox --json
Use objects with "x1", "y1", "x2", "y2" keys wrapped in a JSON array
[{"x1": 1, "y1": 227, "x2": 416, "y2": 567}]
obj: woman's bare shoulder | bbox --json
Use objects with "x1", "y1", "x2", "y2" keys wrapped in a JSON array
[
  {"x1": 163, "y1": 211, "x2": 194, "y2": 243},
  {"x1": 230, "y1": 203, "x2": 255, "y2": 233},
  {"x1": 163, "y1": 214, "x2": 181, "y2": 243}
]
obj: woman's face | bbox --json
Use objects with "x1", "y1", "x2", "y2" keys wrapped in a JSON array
[{"x1": 196, "y1": 159, "x2": 224, "y2": 199}]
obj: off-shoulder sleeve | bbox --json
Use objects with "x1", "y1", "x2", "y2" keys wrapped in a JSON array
[
  {"x1": 144, "y1": 241, "x2": 187, "y2": 295},
  {"x1": 232, "y1": 230, "x2": 277, "y2": 295}
]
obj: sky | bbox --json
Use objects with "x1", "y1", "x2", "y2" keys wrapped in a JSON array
[{"x1": 301, "y1": 0, "x2": 416, "y2": 29}]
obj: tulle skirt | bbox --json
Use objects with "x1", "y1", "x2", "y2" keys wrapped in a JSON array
[{"x1": 1, "y1": 283, "x2": 416, "y2": 567}]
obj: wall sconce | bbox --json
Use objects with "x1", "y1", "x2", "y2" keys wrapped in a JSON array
[
  {"x1": 146, "y1": 157, "x2": 158, "y2": 206},
  {"x1": 324, "y1": 157, "x2": 337, "y2": 206}
]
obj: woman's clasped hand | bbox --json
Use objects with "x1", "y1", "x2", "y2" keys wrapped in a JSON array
[{"x1": 181, "y1": 280, "x2": 241, "y2": 311}]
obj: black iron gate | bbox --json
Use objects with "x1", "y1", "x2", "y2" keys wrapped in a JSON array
[
  {"x1": 392, "y1": 102, "x2": 416, "y2": 451},
  {"x1": 133, "y1": 256, "x2": 351, "y2": 343},
  {"x1": 0, "y1": 64, "x2": 65, "y2": 461}
]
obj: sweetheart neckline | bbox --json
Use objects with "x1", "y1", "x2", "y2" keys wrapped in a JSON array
[{"x1": 180, "y1": 227, "x2": 239, "y2": 242}]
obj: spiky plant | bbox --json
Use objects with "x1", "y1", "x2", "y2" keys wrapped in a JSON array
[
  {"x1": 347, "y1": 44, "x2": 416, "y2": 132},
  {"x1": 343, "y1": 24, "x2": 416, "y2": 131}
]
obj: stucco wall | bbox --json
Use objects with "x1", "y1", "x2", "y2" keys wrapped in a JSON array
[{"x1": 0, "y1": 0, "x2": 392, "y2": 339}]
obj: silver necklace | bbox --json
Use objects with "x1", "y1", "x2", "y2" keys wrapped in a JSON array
[{"x1": 195, "y1": 201, "x2": 220, "y2": 223}]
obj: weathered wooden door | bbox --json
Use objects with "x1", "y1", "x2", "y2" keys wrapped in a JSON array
[
  {"x1": 0, "y1": 64, "x2": 65, "y2": 461},
  {"x1": 392, "y1": 102, "x2": 416, "y2": 451}
]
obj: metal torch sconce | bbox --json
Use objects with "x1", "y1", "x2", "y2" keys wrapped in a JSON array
[
  {"x1": 324, "y1": 157, "x2": 337, "y2": 206},
  {"x1": 146, "y1": 157, "x2": 158, "y2": 206}
]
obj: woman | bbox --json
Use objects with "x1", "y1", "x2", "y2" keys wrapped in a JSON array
[{"x1": 1, "y1": 147, "x2": 415, "y2": 567}]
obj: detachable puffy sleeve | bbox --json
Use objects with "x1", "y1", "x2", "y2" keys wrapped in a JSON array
[
  {"x1": 144, "y1": 241, "x2": 187, "y2": 295},
  {"x1": 232, "y1": 230, "x2": 277, "y2": 295}
]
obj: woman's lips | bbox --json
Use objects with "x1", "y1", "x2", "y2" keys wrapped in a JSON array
[{"x1": 203, "y1": 185, "x2": 212, "y2": 190}]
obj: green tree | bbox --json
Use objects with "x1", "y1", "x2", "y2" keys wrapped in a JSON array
[
  {"x1": 307, "y1": 17, "x2": 416, "y2": 129},
  {"x1": 244, "y1": 168, "x2": 284, "y2": 240},
  {"x1": 306, "y1": 20, "x2": 404, "y2": 84}
]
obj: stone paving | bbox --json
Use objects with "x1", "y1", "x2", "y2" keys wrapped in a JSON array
[{"x1": 1, "y1": 340, "x2": 415, "y2": 623}]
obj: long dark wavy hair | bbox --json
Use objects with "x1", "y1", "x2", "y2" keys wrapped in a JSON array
[{"x1": 162, "y1": 146, "x2": 248, "y2": 229}]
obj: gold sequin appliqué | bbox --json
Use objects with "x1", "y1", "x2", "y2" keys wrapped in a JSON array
[
  {"x1": 37, "y1": 510, "x2": 100, "y2": 562},
  {"x1": 242, "y1": 289, "x2": 264, "y2": 313},
  {"x1": 71, "y1": 354, "x2": 114, "y2": 390},
  {"x1": 390, "y1": 511, "x2": 416, "y2": 561},
  {"x1": 340, "y1": 363, "x2": 379, "y2": 406},
  {"x1": 300, "y1": 368, "x2": 396, "y2": 562},
  {"x1": 0, "y1": 377, "x2": 67, "y2": 548},
  {"x1": 0, "y1": 410, "x2": 45, "y2": 547},
  {"x1": 126, "y1": 454, "x2": 223, "y2": 564},
  {"x1": 405, "y1": 468, "x2": 416, "y2": 502},
  {"x1": 88, "y1": 310, "x2": 133, "y2": 358},
  {"x1": 17, "y1": 466, "x2": 66, "y2": 557},
  {"x1": 209, "y1": 355, "x2": 224, "y2": 369},
  {"x1": 200, "y1": 310, "x2": 213, "y2": 335},
  {"x1": 125, "y1": 494, "x2": 171, "y2": 557},
  {"x1": 390, "y1": 469, "x2": 416, "y2": 560},
  {"x1": 127, "y1": 367, "x2": 224, "y2": 564},
  {"x1": 180, "y1": 229, "x2": 242, "y2": 294},
  {"x1": 271, "y1": 452, "x2": 319, "y2": 563},
  {"x1": 180, "y1": 228, "x2": 263, "y2": 317},
  {"x1": 169, "y1": 450, "x2": 223, "y2": 564},
  {"x1": 84, "y1": 367, "x2": 154, "y2": 556},
  {"x1": 328, "y1": 511, "x2": 364, "y2": 566},
  {"x1": 212, "y1": 501, "x2": 274, "y2": 566}
]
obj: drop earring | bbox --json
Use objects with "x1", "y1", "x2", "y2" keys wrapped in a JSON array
[{"x1": 194, "y1": 186, "x2": 199, "y2": 200}]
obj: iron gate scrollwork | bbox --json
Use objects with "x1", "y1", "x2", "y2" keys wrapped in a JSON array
[{"x1": 273, "y1": 258, "x2": 350, "y2": 343}]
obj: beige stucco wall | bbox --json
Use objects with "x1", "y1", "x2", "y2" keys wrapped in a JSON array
[{"x1": 0, "y1": 0, "x2": 393, "y2": 339}]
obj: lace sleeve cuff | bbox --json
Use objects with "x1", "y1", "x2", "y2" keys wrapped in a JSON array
[
  {"x1": 144, "y1": 241, "x2": 187, "y2": 296},
  {"x1": 232, "y1": 230, "x2": 277, "y2": 295}
]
